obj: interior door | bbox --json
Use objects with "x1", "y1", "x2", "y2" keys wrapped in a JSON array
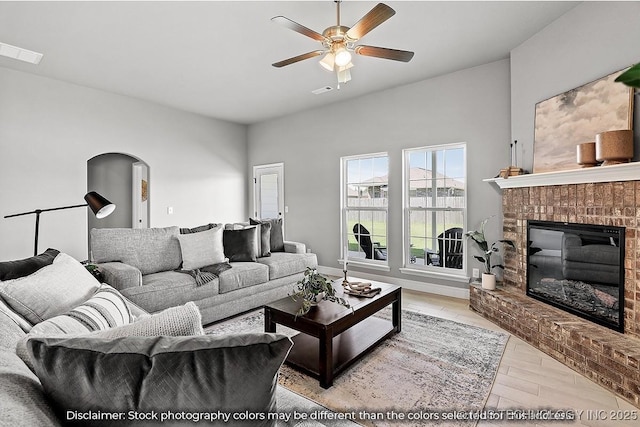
[{"x1": 253, "y1": 163, "x2": 284, "y2": 221}]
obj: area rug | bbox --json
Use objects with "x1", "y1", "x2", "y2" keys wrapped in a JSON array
[{"x1": 205, "y1": 309, "x2": 509, "y2": 427}]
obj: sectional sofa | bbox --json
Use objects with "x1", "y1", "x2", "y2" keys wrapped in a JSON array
[
  {"x1": 0, "y1": 249, "x2": 356, "y2": 427},
  {"x1": 90, "y1": 223, "x2": 318, "y2": 325}
]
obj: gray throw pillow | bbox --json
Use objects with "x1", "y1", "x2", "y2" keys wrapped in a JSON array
[
  {"x1": 176, "y1": 226, "x2": 225, "y2": 270},
  {"x1": 27, "y1": 333, "x2": 293, "y2": 427},
  {"x1": 250, "y1": 218, "x2": 284, "y2": 252},
  {"x1": 223, "y1": 227, "x2": 259, "y2": 262},
  {"x1": 0, "y1": 253, "x2": 101, "y2": 324}
]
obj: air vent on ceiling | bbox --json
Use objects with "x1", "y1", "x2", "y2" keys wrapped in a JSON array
[
  {"x1": 311, "y1": 86, "x2": 333, "y2": 95},
  {"x1": 0, "y1": 42, "x2": 43, "y2": 65}
]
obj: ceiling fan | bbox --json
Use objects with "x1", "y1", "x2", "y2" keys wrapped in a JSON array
[{"x1": 271, "y1": 1, "x2": 414, "y2": 86}]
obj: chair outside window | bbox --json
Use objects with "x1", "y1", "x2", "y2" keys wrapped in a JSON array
[
  {"x1": 427, "y1": 227, "x2": 463, "y2": 269},
  {"x1": 353, "y1": 223, "x2": 387, "y2": 261}
]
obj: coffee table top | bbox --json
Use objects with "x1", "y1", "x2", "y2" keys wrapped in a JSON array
[{"x1": 265, "y1": 279, "x2": 400, "y2": 327}]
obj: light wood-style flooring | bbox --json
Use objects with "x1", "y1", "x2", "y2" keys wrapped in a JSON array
[{"x1": 402, "y1": 289, "x2": 640, "y2": 427}]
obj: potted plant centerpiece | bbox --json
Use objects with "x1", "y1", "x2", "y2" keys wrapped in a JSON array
[
  {"x1": 465, "y1": 216, "x2": 515, "y2": 290},
  {"x1": 291, "y1": 267, "x2": 350, "y2": 317}
]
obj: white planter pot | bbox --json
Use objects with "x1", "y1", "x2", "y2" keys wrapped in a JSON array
[{"x1": 482, "y1": 273, "x2": 496, "y2": 290}]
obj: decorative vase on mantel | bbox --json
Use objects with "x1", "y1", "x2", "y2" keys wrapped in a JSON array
[{"x1": 482, "y1": 273, "x2": 496, "y2": 290}]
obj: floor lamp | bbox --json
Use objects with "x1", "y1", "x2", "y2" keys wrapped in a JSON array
[{"x1": 4, "y1": 191, "x2": 116, "y2": 256}]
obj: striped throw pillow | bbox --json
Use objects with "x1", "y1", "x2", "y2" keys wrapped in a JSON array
[
  {"x1": 16, "y1": 285, "x2": 132, "y2": 370},
  {"x1": 28, "y1": 285, "x2": 131, "y2": 335}
]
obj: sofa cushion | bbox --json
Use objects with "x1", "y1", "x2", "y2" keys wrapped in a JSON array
[
  {"x1": 218, "y1": 262, "x2": 269, "y2": 294},
  {"x1": 0, "y1": 253, "x2": 101, "y2": 325},
  {"x1": 257, "y1": 252, "x2": 319, "y2": 281},
  {"x1": 0, "y1": 310, "x2": 60, "y2": 427},
  {"x1": 27, "y1": 333, "x2": 292, "y2": 426},
  {"x1": 121, "y1": 271, "x2": 218, "y2": 313},
  {"x1": 0, "y1": 297, "x2": 32, "y2": 332},
  {"x1": 251, "y1": 218, "x2": 285, "y2": 252},
  {"x1": 90, "y1": 226, "x2": 182, "y2": 275},
  {"x1": 224, "y1": 227, "x2": 259, "y2": 262},
  {"x1": 0, "y1": 248, "x2": 60, "y2": 281},
  {"x1": 176, "y1": 225, "x2": 225, "y2": 270}
]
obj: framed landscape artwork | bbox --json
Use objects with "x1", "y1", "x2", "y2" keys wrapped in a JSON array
[{"x1": 533, "y1": 69, "x2": 634, "y2": 173}]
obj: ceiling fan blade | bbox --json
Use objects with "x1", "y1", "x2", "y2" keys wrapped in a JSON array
[
  {"x1": 271, "y1": 16, "x2": 328, "y2": 43},
  {"x1": 272, "y1": 50, "x2": 324, "y2": 68},
  {"x1": 355, "y1": 45, "x2": 414, "y2": 62},
  {"x1": 346, "y1": 3, "x2": 395, "y2": 41}
]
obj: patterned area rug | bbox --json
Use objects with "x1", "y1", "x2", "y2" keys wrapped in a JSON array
[{"x1": 205, "y1": 308, "x2": 508, "y2": 427}]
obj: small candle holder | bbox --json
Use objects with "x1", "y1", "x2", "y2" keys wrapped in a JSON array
[{"x1": 342, "y1": 262, "x2": 350, "y2": 287}]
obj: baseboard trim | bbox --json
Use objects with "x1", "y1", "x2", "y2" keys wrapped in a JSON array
[{"x1": 317, "y1": 265, "x2": 470, "y2": 300}]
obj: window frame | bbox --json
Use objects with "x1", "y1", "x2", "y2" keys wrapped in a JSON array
[
  {"x1": 340, "y1": 152, "x2": 390, "y2": 271},
  {"x1": 401, "y1": 143, "x2": 468, "y2": 278}
]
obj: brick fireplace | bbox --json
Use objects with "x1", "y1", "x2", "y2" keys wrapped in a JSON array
[{"x1": 469, "y1": 163, "x2": 640, "y2": 408}]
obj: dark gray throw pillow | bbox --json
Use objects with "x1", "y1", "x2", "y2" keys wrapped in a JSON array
[
  {"x1": 0, "y1": 248, "x2": 60, "y2": 281},
  {"x1": 257, "y1": 222, "x2": 272, "y2": 257},
  {"x1": 27, "y1": 334, "x2": 293, "y2": 427},
  {"x1": 223, "y1": 227, "x2": 259, "y2": 262},
  {"x1": 250, "y1": 218, "x2": 284, "y2": 252}
]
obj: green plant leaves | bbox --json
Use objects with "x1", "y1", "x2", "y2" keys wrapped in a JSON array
[{"x1": 615, "y1": 64, "x2": 640, "y2": 89}]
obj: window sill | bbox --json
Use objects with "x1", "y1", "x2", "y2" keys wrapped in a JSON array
[
  {"x1": 340, "y1": 259, "x2": 391, "y2": 273},
  {"x1": 399, "y1": 267, "x2": 470, "y2": 283}
]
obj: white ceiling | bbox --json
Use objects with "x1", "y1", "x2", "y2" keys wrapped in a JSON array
[{"x1": 0, "y1": 1, "x2": 578, "y2": 124}]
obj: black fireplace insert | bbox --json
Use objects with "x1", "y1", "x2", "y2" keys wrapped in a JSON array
[{"x1": 526, "y1": 220, "x2": 625, "y2": 332}]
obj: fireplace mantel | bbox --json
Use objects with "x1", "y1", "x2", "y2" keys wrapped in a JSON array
[{"x1": 484, "y1": 162, "x2": 640, "y2": 189}]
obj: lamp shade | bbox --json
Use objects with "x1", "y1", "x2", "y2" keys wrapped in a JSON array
[
  {"x1": 84, "y1": 191, "x2": 116, "y2": 219},
  {"x1": 319, "y1": 52, "x2": 335, "y2": 71}
]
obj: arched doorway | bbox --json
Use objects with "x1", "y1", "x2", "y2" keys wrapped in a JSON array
[{"x1": 87, "y1": 153, "x2": 150, "y2": 232}]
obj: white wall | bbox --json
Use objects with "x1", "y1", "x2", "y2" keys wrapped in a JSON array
[
  {"x1": 511, "y1": 1, "x2": 640, "y2": 173},
  {"x1": 0, "y1": 67, "x2": 247, "y2": 261},
  {"x1": 248, "y1": 59, "x2": 511, "y2": 289}
]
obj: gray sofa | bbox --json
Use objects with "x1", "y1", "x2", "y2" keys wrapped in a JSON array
[
  {"x1": 0, "y1": 250, "x2": 356, "y2": 427},
  {"x1": 561, "y1": 232, "x2": 620, "y2": 285},
  {"x1": 0, "y1": 310, "x2": 360, "y2": 427},
  {"x1": 90, "y1": 226, "x2": 318, "y2": 325}
]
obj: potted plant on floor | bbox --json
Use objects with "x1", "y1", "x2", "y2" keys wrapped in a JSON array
[
  {"x1": 291, "y1": 267, "x2": 350, "y2": 317},
  {"x1": 465, "y1": 216, "x2": 515, "y2": 290}
]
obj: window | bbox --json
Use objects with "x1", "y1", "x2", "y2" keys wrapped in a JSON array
[
  {"x1": 342, "y1": 153, "x2": 389, "y2": 267},
  {"x1": 403, "y1": 144, "x2": 466, "y2": 273}
]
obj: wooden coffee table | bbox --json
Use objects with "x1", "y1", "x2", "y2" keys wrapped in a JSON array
[{"x1": 264, "y1": 279, "x2": 401, "y2": 388}]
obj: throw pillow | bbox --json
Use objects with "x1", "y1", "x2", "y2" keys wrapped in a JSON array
[
  {"x1": 0, "y1": 253, "x2": 101, "y2": 324},
  {"x1": 89, "y1": 301, "x2": 203, "y2": 338},
  {"x1": 27, "y1": 333, "x2": 293, "y2": 426},
  {"x1": 176, "y1": 226, "x2": 225, "y2": 270},
  {"x1": 225, "y1": 222, "x2": 272, "y2": 257},
  {"x1": 223, "y1": 227, "x2": 259, "y2": 262},
  {"x1": 28, "y1": 284, "x2": 131, "y2": 334},
  {"x1": 179, "y1": 222, "x2": 222, "y2": 234},
  {"x1": 0, "y1": 297, "x2": 32, "y2": 332},
  {"x1": 15, "y1": 284, "x2": 132, "y2": 370},
  {"x1": 250, "y1": 218, "x2": 284, "y2": 252},
  {"x1": 256, "y1": 222, "x2": 272, "y2": 257},
  {"x1": 0, "y1": 248, "x2": 60, "y2": 281}
]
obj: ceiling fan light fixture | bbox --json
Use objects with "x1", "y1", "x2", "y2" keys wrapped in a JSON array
[
  {"x1": 334, "y1": 46, "x2": 352, "y2": 67},
  {"x1": 319, "y1": 52, "x2": 335, "y2": 71}
]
